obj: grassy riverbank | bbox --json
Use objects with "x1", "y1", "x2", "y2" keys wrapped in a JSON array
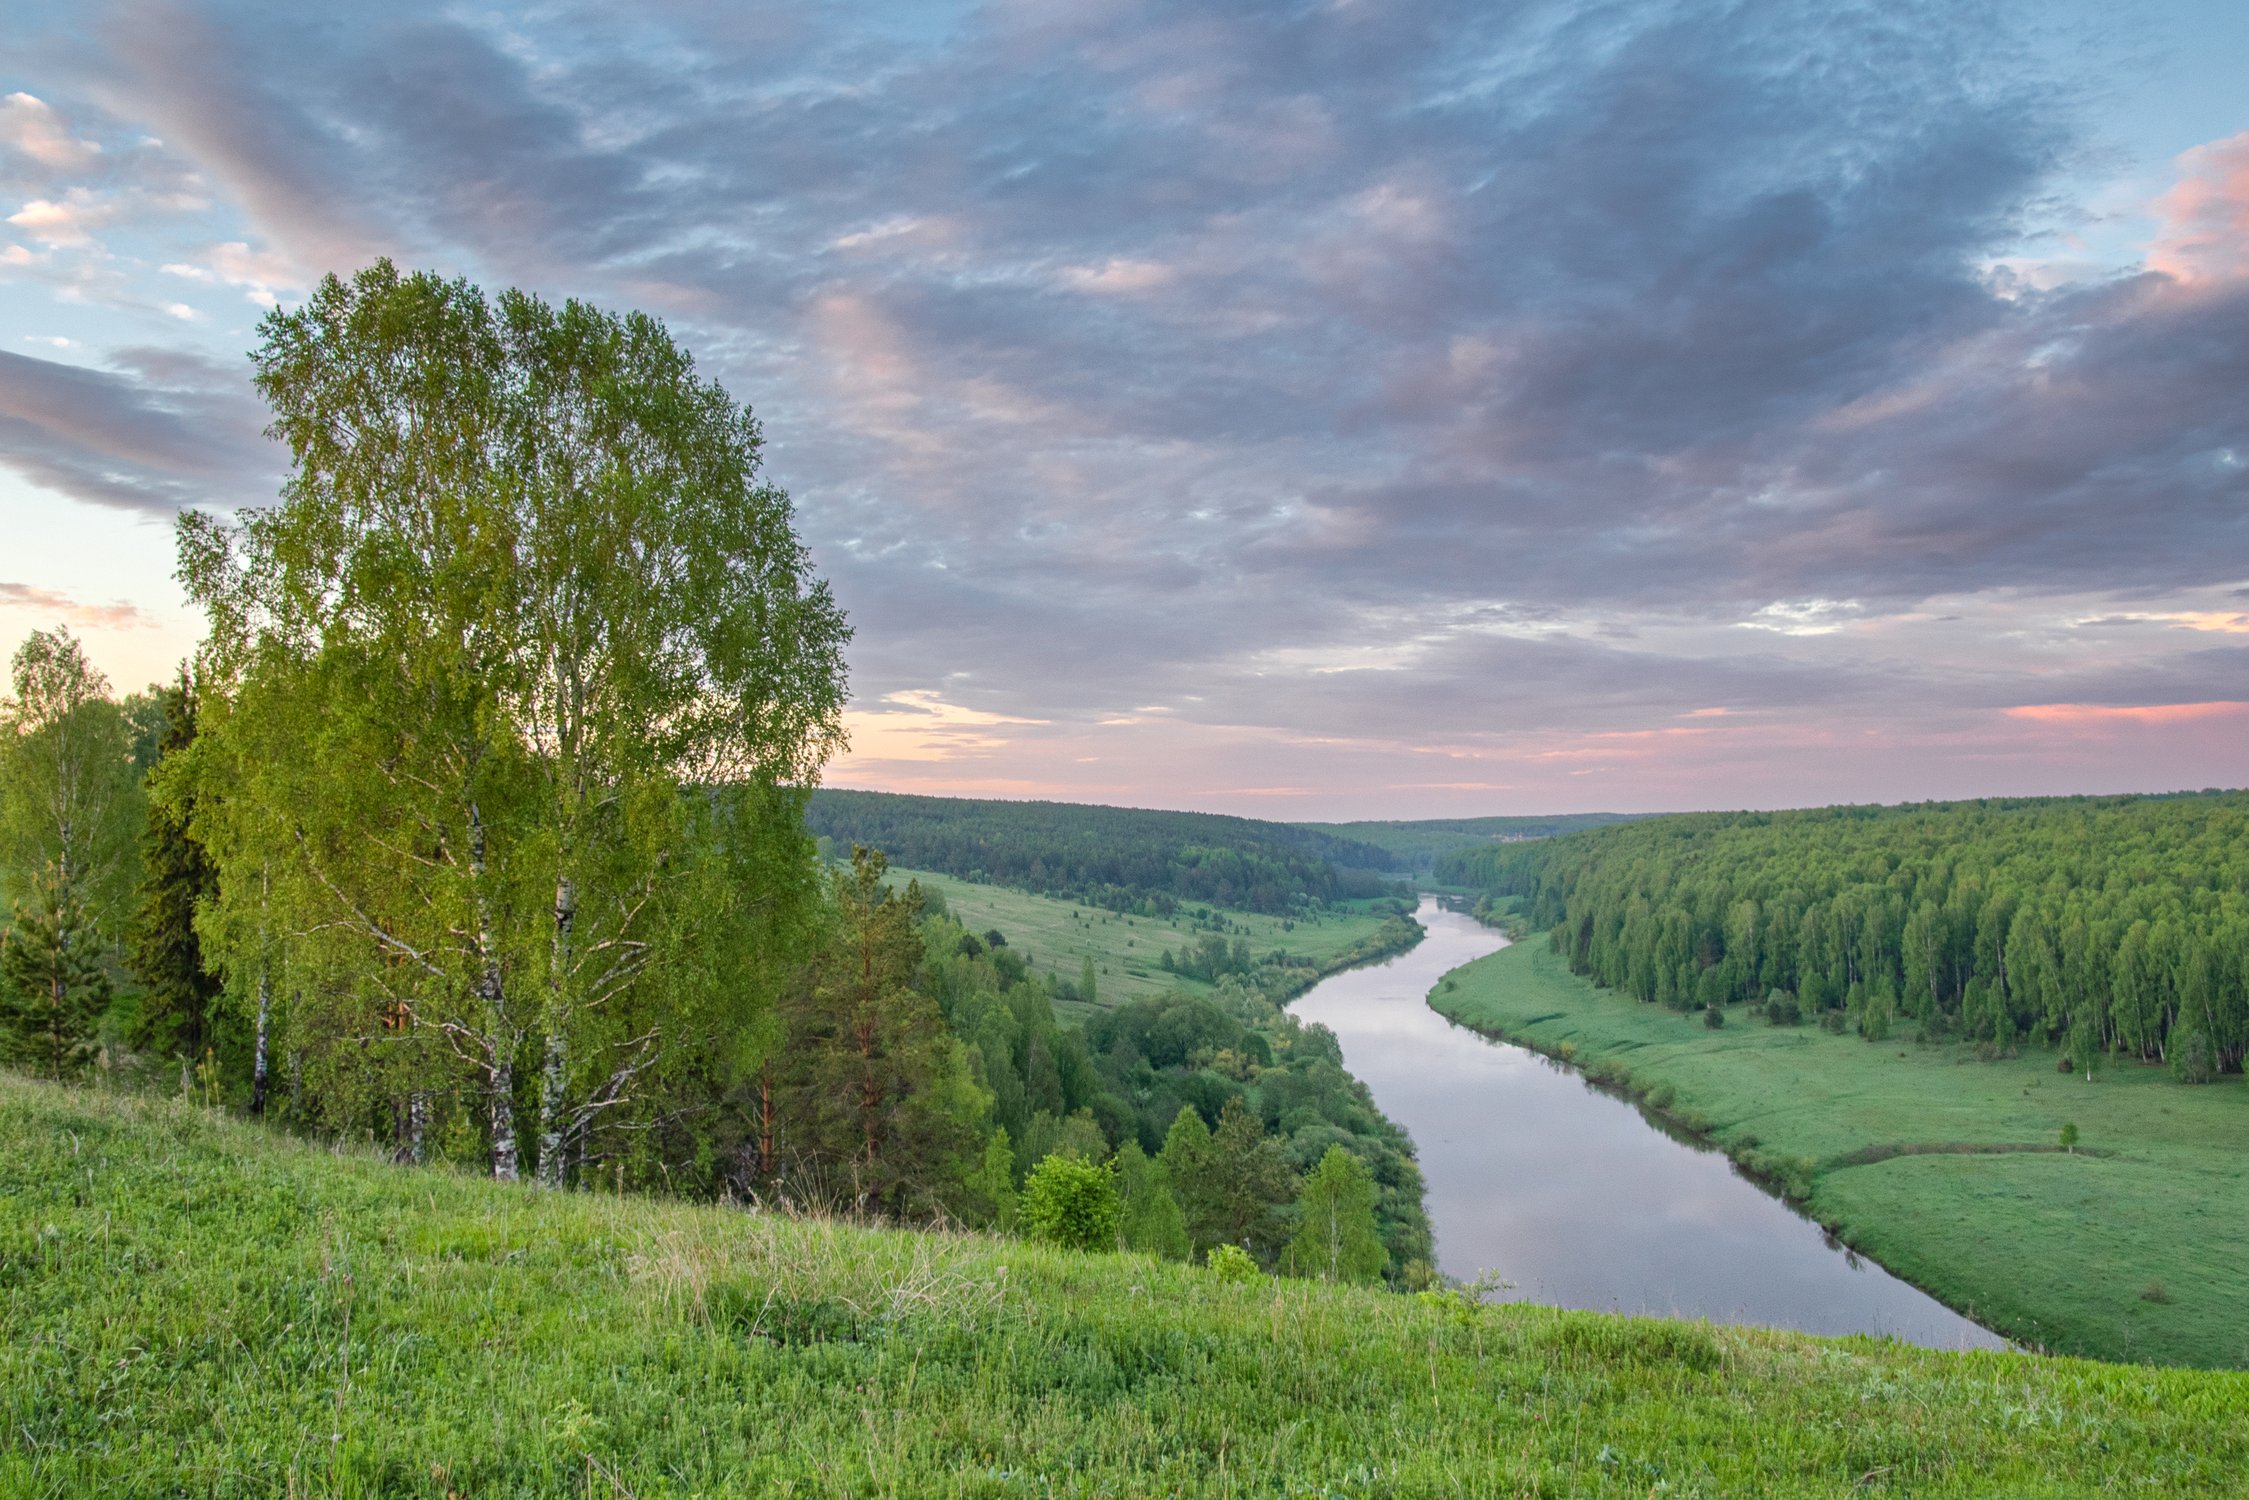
[
  {"x1": 1432, "y1": 940, "x2": 2249, "y2": 1369},
  {"x1": 895, "y1": 867, "x2": 1412, "y2": 1015},
  {"x1": 7, "y1": 1074, "x2": 2247, "y2": 1497}
]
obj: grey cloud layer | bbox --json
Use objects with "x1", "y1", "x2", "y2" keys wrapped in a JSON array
[
  {"x1": 0, "y1": 347, "x2": 275, "y2": 515},
  {"x1": 12, "y1": 0, "x2": 2245, "y2": 759}
]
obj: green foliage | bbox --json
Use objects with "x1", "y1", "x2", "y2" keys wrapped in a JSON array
[
  {"x1": 175, "y1": 261, "x2": 847, "y2": 1181},
  {"x1": 1444, "y1": 793, "x2": 2249, "y2": 1078},
  {"x1": 1286, "y1": 1144, "x2": 1388, "y2": 1284},
  {"x1": 1112, "y1": 1139, "x2": 1190, "y2": 1259},
  {"x1": 0, "y1": 627, "x2": 142, "y2": 939},
  {"x1": 2060, "y1": 1120, "x2": 2079, "y2": 1151},
  {"x1": 0, "y1": 864, "x2": 111, "y2": 1078},
  {"x1": 1295, "y1": 813, "x2": 1644, "y2": 875},
  {"x1": 967, "y1": 1126, "x2": 1017, "y2": 1230},
  {"x1": 126, "y1": 671, "x2": 220, "y2": 1064},
  {"x1": 770, "y1": 849, "x2": 984, "y2": 1217},
  {"x1": 806, "y1": 788, "x2": 1404, "y2": 914},
  {"x1": 1019, "y1": 1151, "x2": 1122, "y2": 1251},
  {"x1": 1203, "y1": 1242, "x2": 1261, "y2": 1282}
]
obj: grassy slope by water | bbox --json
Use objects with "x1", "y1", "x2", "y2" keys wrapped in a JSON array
[
  {"x1": 895, "y1": 867, "x2": 1404, "y2": 1017},
  {"x1": 1432, "y1": 940, "x2": 2249, "y2": 1370},
  {"x1": 6, "y1": 1076, "x2": 2246, "y2": 1498}
]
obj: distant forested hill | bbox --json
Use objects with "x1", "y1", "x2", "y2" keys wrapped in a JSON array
[
  {"x1": 1437, "y1": 793, "x2": 2249, "y2": 1077},
  {"x1": 805, "y1": 789, "x2": 1403, "y2": 914},
  {"x1": 1295, "y1": 813, "x2": 1646, "y2": 874}
]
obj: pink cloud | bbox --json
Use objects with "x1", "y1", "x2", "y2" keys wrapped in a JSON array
[
  {"x1": 2149, "y1": 130, "x2": 2249, "y2": 284},
  {"x1": 0, "y1": 581, "x2": 153, "y2": 630},
  {"x1": 2005, "y1": 701, "x2": 2249, "y2": 726}
]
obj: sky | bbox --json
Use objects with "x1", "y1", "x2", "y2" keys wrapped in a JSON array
[{"x1": 1, "y1": 0, "x2": 2245, "y2": 820}]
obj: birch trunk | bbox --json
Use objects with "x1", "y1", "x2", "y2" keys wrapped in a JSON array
[
  {"x1": 491, "y1": 1054, "x2": 519, "y2": 1180},
  {"x1": 467, "y1": 802, "x2": 520, "y2": 1180},
  {"x1": 537, "y1": 877, "x2": 576, "y2": 1189},
  {"x1": 249, "y1": 965, "x2": 271, "y2": 1116}
]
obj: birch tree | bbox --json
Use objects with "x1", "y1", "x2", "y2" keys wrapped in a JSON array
[{"x1": 180, "y1": 260, "x2": 848, "y2": 1178}]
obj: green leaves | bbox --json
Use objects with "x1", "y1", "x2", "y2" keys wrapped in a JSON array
[{"x1": 177, "y1": 261, "x2": 849, "y2": 1177}]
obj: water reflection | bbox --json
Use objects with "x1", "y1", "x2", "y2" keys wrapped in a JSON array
[{"x1": 1291, "y1": 899, "x2": 2007, "y2": 1351}]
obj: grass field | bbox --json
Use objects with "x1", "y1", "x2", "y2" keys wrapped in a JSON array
[
  {"x1": 893, "y1": 867, "x2": 1404, "y2": 1016},
  {"x1": 7, "y1": 1074, "x2": 2247, "y2": 1497},
  {"x1": 1431, "y1": 940, "x2": 2249, "y2": 1369}
]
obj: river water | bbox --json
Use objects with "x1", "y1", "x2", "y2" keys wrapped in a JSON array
[{"x1": 1290, "y1": 898, "x2": 2007, "y2": 1350}]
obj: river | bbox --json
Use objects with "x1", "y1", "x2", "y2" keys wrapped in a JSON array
[{"x1": 1290, "y1": 898, "x2": 2007, "y2": 1350}]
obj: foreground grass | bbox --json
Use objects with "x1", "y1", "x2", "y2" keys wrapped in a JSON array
[
  {"x1": 1432, "y1": 941, "x2": 2249, "y2": 1370},
  {"x1": 6, "y1": 1076, "x2": 2246, "y2": 1496},
  {"x1": 896, "y1": 868, "x2": 1401, "y2": 1016}
]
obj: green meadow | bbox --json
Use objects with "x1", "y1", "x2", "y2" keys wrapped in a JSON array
[
  {"x1": 893, "y1": 867, "x2": 1405, "y2": 1015},
  {"x1": 7, "y1": 1073, "x2": 2246, "y2": 1497},
  {"x1": 1432, "y1": 939, "x2": 2249, "y2": 1369}
]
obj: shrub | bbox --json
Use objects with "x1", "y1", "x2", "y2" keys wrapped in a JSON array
[
  {"x1": 1019, "y1": 1153, "x2": 1121, "y2": 1252},
  {"x1": 1763, "y1": 990, "x2": 1800, "y2": 1026},
  {"x1": 1703, "y1": 1003, "x2": 1725, "y2": 1029},
  {"x1": 1205, "y1": 1243, "x2": 1260, "y2": 1283}
]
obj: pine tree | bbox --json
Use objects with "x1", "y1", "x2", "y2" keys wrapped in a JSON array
[
  {"x1": 774, "y1": 848, "x2": 986, "y2": 1216},
  {"x1": 0, "y1": 864, "x2": 112, "y2": 1079},
  {"x1": 128, "y1": 671, "x2": 220, "y2": 1062},
  {"x1": 1286, "y1": 1144, "x2": 1388, "y2": 1284},
  {"x1": 1080, "y1": 954, "x2": 1097, "y2": 1008}
]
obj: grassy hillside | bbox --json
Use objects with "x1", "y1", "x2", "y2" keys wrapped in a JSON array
[
  {"x1": 1432, "y1": 941, "x2": 2249, "y2": 1369},
  {"x1": 807, "y1": 789, "x2": 1404, "y2": 913},
  {"x1": 1294, "y1": 814, "x2": 1645, "y2": 875},
  {"x1": 6, "y1": 1076, "x2": 2245, "y2": 1497},
  {"x1": 900, "y1": 866, "x2": 1407, "y2": 1016}
]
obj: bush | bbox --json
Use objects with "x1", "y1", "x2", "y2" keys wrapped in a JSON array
[
  {"x1": 1703, "y1": 1003, "x2": 1724, "y2": 1029},
  {"x1": 1019, "y1": 1153, "x2": 1121, "y2": 1252},
  {"x1": 1763, "y1": 990, "x2": 1800, "y2": 1026},
  {"x1": 1205, "y1": 1243, "x2": 1260, "y2": 1283}
]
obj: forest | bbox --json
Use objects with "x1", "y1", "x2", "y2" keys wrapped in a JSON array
[
  {"x1": 1438, "y1": 795, "x2": 2249, "y2": 1078},
  {"x1": 1292, "y1": 812, "x2": 1643, "y2": 875},
  {"x1": 0, "y1": 263, "x2": 1420, "y2": 1292},
  {"x1": 806, "y1": 787, "x2": 1407, "y2": 913}
]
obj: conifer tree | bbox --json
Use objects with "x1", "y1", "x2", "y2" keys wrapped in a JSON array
[
  {"x1": 128, "y1": 671, "x2": 220, "y2": 1063},
  {"x1": 775, "y1": 848, "x2": 987, "y2": 1215},
  {"x1": 0, "y1": 863, "x2": 112, "y2": 1078}
]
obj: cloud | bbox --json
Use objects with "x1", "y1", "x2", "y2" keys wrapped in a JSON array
[
  {"x1": 2, "y1": 0, "x2": 2242, "y2": 811},
  {"x1": 0, "y1": 581, "x2": 152, "y2": 630},
  {"x1": 2149, "y1": 131, "x2": 2249, "y2": 285},
  {"x1": 0, "y1": 348, "x2": 276, "y2": 516},
  {"x1": 0, "y1": 93, "x2": 103, "y2": 173},
  {"x1": 6, "y1": 186, "x2": 115, "y2": 247},
  {"x1": 839, "y1": 689, "x2": 1051, "y2": 764},
  {"x1": 2004, "y1": 701, "x2": 2249, "y2": 727}
]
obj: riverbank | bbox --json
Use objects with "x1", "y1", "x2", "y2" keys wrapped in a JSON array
[
  {"x1": 1431, "y1": 940, "x2": 2249, "y2": 1369},
  {"x1": 7, "y1": 1073, "x2": 2246, "y2": 1496}
]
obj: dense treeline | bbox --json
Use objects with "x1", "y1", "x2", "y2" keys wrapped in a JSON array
[
  {"x1": 1439, "y1": 795, "x2": 2249, "y2": 1078},
  {"x1": 806, "y1": 789, "x2": 1406, "y2": 913},
  {"x1": 1293, "y1": 813, "x2": 1644, "y2": 875},
  {"x1": 0, "y1": 264, "x2": 1425, "y2": 1292}
]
